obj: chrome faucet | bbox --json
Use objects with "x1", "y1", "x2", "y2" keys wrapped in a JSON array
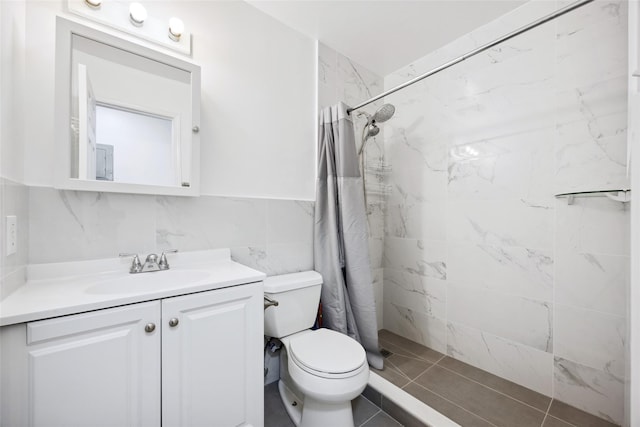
[{"x1": 119, "y1": 249, "x2": 178, "y2": 274}]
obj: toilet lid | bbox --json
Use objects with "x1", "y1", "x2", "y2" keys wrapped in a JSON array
[{"x1": 289, "y1": 328, "x2": 366, "y2": 375}]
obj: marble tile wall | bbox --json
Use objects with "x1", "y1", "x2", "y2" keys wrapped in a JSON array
[
  {"x1": 318, "y1": 42, "x2": 386, "y2": 328},
  {"x1": 0, "y1": 178, "x2": 29, "y2": 300},
  {"x1": 381, "y1": 1, "x2": 629, "y2": 424},
  {"x1": 27, "y1": 186, "x2": 314, "y2": 276}
]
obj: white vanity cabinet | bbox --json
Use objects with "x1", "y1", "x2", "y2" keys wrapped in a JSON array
[
  {"x1": 0, "y1": 282, "x2": 264, "y2": 427},
  {"x1": 162, "y1": 282, "x2": 264, "y2": 426}
]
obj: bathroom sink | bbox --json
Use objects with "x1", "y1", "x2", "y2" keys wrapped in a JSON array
[{"x1": 86, "y1": 269, "x2": 212, "y2": 294}]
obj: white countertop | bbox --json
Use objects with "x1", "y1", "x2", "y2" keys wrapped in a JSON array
[{"x1": 0, "y1": 249, "x2": 266, "y2": 326}]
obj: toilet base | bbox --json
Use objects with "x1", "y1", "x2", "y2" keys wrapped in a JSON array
[
  {"x1": 278, "y1": 379, "x2": 355, "y2": 427},
  {"x1": 278, "y1": 379, "x2": 303, "y2": 426}
]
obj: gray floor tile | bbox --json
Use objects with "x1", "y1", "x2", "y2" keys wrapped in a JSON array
[
  {"x1": 264, "y1": 382, "x2": 296, "y2": 427},
  {"x1": 403, "y1": 382, "x2": 496, "y2": 427},
  {"x1": 548, "y1": 399, "x2": 620, "y2": 427},
  {"x1": 379, "y1": 330, "x2": 444, "y2": 363},
  {"x1": 372, "y1": 364, "x2": 411, "y2": 388},
  {"x1": 414, "y1": 366, "x2": 546, "y2": 427},
  {"x1": 354, "y1": 395, "x2": 382, "y2": 426},
  {"x1": 386, "y1": 353, "x2": 434, "y2": 381},
  {"x1": 542, "y1": 415, "x2": 576, "y2": 427},
  {"x1": 437, "y1": 356, "x2": 551, "y2": 412},
  {"x1": 361, "y1": 411, "x2": 403, "y2": 427},
  {"x1": 380, "y1": 338, "x2": 428, "y2": 360}
]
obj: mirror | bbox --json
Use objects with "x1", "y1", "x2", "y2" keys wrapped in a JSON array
[{"x1": 55, "y1": 16, "x2": 201, "y2": 196}]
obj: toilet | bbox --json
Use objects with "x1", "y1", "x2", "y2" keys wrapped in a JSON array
[{"x1": 264, "y1": 271, "x2": 370, "y2": 427}]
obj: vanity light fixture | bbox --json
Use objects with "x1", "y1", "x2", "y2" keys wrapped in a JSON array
[
  {"x1": 84, "y1": 0, "x2": 102, "y2": 9},
  {"x1": 168, "y1": 17, "x2": 184, "y2": 42},
  {"x1": 68, "y1": 0, "x2": 192, "y2": 55},
  {"x1": 129, "y1": 2, "x2": 147, "y2": 27}
]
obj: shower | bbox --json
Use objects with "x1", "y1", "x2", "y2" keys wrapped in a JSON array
[
  {"x1": 358, "y1": 103, "x2": 395, "y2": 155},
  {"x1": 357, "y1": 103, "x2": 395, "y2": 210}
]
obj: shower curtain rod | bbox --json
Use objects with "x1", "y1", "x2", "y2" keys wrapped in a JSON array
[{"x1": 347, "y1": 0, "x2": 594, "y2": 114}]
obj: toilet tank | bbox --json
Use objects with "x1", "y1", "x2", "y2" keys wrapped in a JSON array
[{"x1": 263, "y1": 271, "x2": 323, "y2": 338}]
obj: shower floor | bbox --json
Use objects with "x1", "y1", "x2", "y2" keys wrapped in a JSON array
[{"x1": 373, "y1": 329, "x2": 619, "y2": 427}]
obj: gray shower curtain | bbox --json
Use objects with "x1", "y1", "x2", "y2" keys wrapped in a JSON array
[{"x1": 314, "y1": 102, "x2": 383, "y2": 370}]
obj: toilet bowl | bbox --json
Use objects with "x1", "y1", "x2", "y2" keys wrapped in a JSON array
[{"x1": 264, "y1": 272, "x2": 370, "y2": 427}]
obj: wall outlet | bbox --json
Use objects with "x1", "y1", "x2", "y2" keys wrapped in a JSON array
[{"x1": 6, "y1": 215, "x2": 17, "y2": 256}]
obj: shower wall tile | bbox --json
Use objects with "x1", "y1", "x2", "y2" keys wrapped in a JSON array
[
  {"x1": 385, "y1": 196, "x2": 447, "y2": 241},
  {"x1": 555, "y1": 112, "x2": 629, "y2": 193},
  {"x1": 264, "y1": 242, "x2": 314, "y2": 275},
  {"x1": 447, "y1": 284, "x2": 553, "y2": 353},
  {"x1": 230, "y1": 246, "x2": 269, "y2": 273},
  {"x1": 383, "y1": 237, "x2": 446, "y2": 280},
  {"x1": 555, "y1": 251, "x2": 628, "y2": 316},
  {"x1": 29, "y1": 187, "x2": 157, "y2": 263},
  {"x1": 446, "y1": 321, "x2": 553, "y2": 396},
  {"x1": 27, "y1": 187, "x2": 314, "y2": 276},
  {"x1": 555, "y1": 0, "x2": 627, "y2": 89},
  {"x1": 156, "y1": 195, "x2": 267, "y2": 251},
  {"x1": 384, "y1": 302, "x2": 446, "y2": 353},
  {"x1": 447, "y1": 129, "x2": 556, "y2": 204},
  {"x1": 1, "y1": 178, "x2": 29, "y2": 299},
  {"x1": 368, "y1": 236, "x2": 384, "y2": 270},
  {"x1": 447, "y1": 199, "x2": 554, "y2": 250},
  {"x1": 366, "y1": 200, "x2": 385, "y2": 238},
  {"x1": 384, "y1": 268, "x2": 446, "y2": 319},
  {"x1": 385, "y1": 138, "x2": 448, "y2": 201},
  {"x1": 555, "y1": 197, "x2": 630, "y2": 256},
  {"x1": 379, "y1": 1, "x2": 628, "y2": 421},
  {"x1": 335, "y1": 48, "x2": 383, "y2": 110},
  {"x1": 554, "y1": 76, "x2": 628, "y2": 129},
  {"x1": 447, "y1": 242, "x2": 553, "y2": 302},
  {"x1": 554, "y1": 304, "x2": 626, "y2": 379},
  {"x1": 554, "y1": 357, "x2": 624, "y2": 425},
  {"x1": 266, "y1": 200, "x2": 314, "y2": 246}
]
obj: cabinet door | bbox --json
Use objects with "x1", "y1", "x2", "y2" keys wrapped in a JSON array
[
  {"x1": 162, "y1": 282, "x2": 263, "y2": 427},
  {"x1": 26, "y1": 301, "x2": 161, "y2": 427}
]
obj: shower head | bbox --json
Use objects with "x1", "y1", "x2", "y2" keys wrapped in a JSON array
[
  {"x1": 371, "y1": 103, "x2": 395, "y2": 124},
  {"x1": 356, "y1": 103, "x2": 396, "y2": 126},
  {"x1": 366, "y1": 124, "x2": 380, "y2": 138}
]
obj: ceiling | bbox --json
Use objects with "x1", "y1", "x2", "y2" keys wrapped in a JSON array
[{"x1": 246, "y1": 0, "x2": 528, "y2": 76}]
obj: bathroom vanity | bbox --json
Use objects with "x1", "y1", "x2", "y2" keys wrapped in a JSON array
[{"x1": 0, "y1": 249, "x2": 265, "y2": 427}]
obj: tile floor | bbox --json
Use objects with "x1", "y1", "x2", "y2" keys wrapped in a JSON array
[
  {"x1": 373, "y1": 329, "x2": 620, "y2": 427},
  {"x1": 265, "y1": 381, "x2": 403, "y2": 427}
]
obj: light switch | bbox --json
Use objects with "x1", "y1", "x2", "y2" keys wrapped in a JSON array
[{"x1": 6, "y1": 215, "x2": 17, "y2": 255}]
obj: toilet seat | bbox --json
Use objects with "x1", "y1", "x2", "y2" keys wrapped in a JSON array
[{"x1": 288, "y1": 328, "x2": 367, "y2": 379}]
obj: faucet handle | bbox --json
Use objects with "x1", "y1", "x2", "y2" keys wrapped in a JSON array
[
  {"x1": 119, "y1": 253, "x2": 142, "y2": 274},
  {"x1": 159, "y1": 249, "x2": 178, "y2": 270}
]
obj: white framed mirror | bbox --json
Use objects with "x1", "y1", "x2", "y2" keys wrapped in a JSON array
[{"x1": 54, "y1": 16, "x2": 201, "y2": 196}]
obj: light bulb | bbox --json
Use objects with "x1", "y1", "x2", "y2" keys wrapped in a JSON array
[
  {"x1": 168, "y1": 17, "x2": 184, "y2": 41},
  {"x1": 129, "y1": 2, "x2": 147, "y2": 27},
  {"x1": 84, "y1": 0, "x2": 102, "y2": 8}
]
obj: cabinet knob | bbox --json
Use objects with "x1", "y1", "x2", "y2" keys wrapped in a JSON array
[
  {"x1": 169, "y1": 318, "x2": 179, "y2": 327},
  {"x1": 144, "y1": 323, "x2": 156, "y2": 333}
]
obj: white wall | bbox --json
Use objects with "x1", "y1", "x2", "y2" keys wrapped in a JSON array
[
  {"x1": 1, "y1": 0, "x2": 29, "y2": 300},
  {"x1": 1, "y1": 0, "x2": 26, "y2": 183},
  {"x1": 22, "y1": 0, "x2": 317, "y2": 200},
  {"x1": 0, "y1": 0, "x2": 318, "y2": 270}
]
